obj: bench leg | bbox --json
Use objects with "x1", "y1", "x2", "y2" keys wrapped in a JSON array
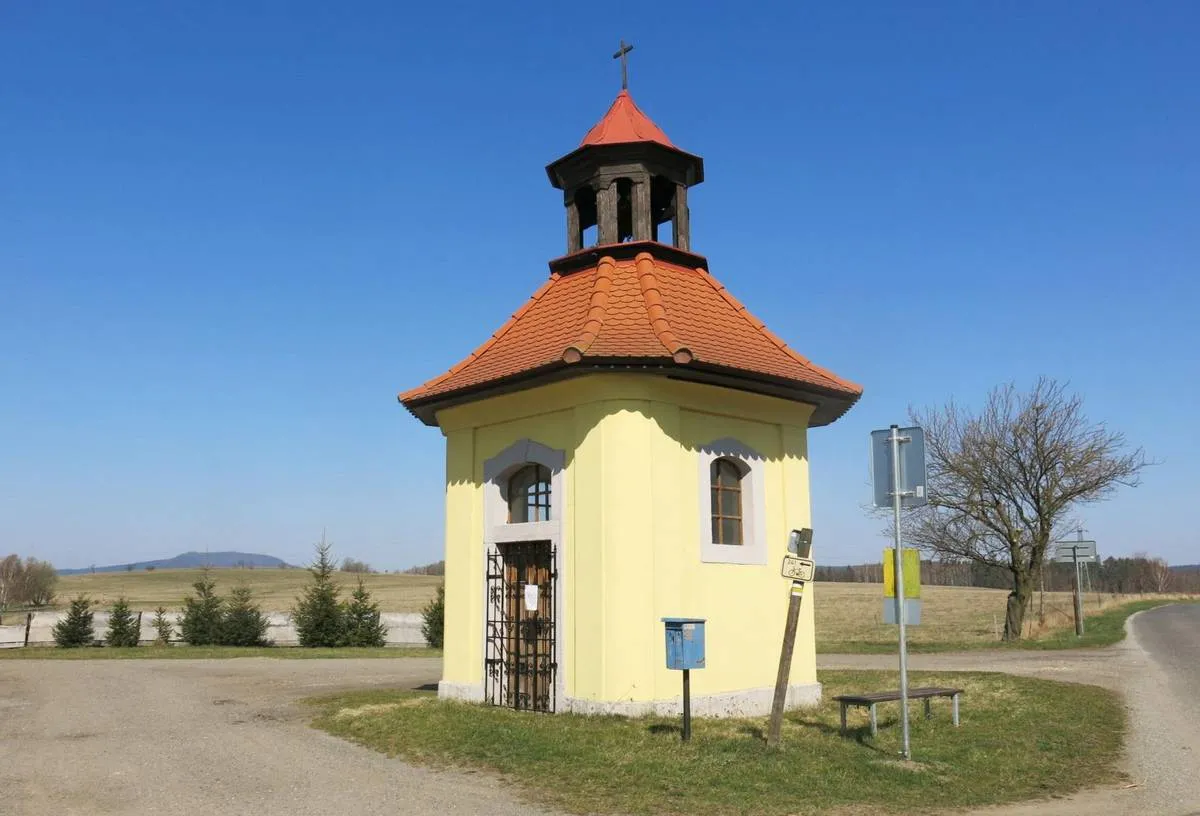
[
  {"x1": 924, "y1": 698, "x2": 932, "y2": 720},
  {"x1": 840, "y1": 704, "x2": 847, "y2": 735},
  {"x1": 869, "y1": 704, "x2": 877, "y2": 737},
  {"x1": 952, "y1": 694, "x2": 960, "y2": 727}
]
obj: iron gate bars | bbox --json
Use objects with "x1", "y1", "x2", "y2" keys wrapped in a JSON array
[{"x1": 485, "y1": 541, "x2": 556, "y2": 712}]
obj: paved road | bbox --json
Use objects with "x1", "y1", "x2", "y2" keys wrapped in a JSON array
[
  {"x1": 0, "y1": 658, "x2": 548, "y2": 816},
  {"x1": 820, "y1": 603, "x2": 1200, "y2": 816},
  {"x1": 1123, "y1": 605, "x2": 1200, "y2": 816},
  {"x1": 1131, "y1": 604, "x2": 1200, "y2": 710}
]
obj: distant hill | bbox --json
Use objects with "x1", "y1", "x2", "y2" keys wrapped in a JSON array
[
  {"x1": 1170, "y1": 564, "x2": 1200, "y2": 572},
  {"x1": 58, "y1": 551, "x2": 293, "y2": 575}
]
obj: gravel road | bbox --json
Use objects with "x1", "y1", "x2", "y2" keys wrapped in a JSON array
[
  {"x1": 0, "y1": 657, "x2": 549, "y2": 816},
  {"x1": 2, "y1": 605, "x2": 1195, "y2": 815}
]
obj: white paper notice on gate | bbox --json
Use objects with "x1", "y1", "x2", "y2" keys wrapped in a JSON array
[{"x1": 524, "y1": 584, "x2": 539, "y2": 612}]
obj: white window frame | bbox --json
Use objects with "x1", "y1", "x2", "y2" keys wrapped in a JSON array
[
  {"x1": 697, "y1": 438, "x2": 766, "y2": 565},
  {"x1": 483, "y1": 439, "x2": 565, "y2": 544}
]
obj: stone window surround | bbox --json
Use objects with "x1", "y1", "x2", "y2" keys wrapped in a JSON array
[{"x1": 697, "y1": 438, "x2": 767, "y2": 565}]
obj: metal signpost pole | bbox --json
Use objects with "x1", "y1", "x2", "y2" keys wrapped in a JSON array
[
  {"x1": 890, "y1": 425, "x2": 911, "y2": 761},
  {"x1": 1080, "y1": 554, "x2": 1089, "y2": 638},
  {"x1": 1080, "y1": 528, "x2": 1089, "y2": 638},
  {"x1": 1053, "y1": 534, "x2": 1097, "y2": 634},
  {"x1": 682, "y1": 668, "x2": 692, "y2": 741}
]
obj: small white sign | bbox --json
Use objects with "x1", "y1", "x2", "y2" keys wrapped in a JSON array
[
  {"x1": 781, "y1": 556, "x2": 815, "y2": 582},
  {"x1": 524, "y1": 584, "x2": 539, "y2": 612}
]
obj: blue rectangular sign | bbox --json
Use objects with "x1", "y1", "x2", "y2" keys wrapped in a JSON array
[{"x1": 871, "y1": 426, "x2": 928, "y2": 509}]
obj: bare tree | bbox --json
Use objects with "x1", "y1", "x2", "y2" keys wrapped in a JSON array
[
  {"x1": 1144, "y1": 555, "x2": 1173, "y2": 594},
  {"x1": 907, "y1": 378, "x2": 1149, "y2": 640},
  {"x1": 23, "y1": 559, "x2": 58, "y2": 607},
  {"x1": 0, "y1": 555, "x2": 58, "y2": 610},
  {"x1": 0, "y1": 555, "x2": 21, "y2": 612},
  {"x1": 340, "y1": 557, "x2": 373, "y2": 574}
]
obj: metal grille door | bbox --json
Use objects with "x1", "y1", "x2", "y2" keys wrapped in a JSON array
[{"x1": 485, "y1": 541, "x2": 556, "y2": 712}]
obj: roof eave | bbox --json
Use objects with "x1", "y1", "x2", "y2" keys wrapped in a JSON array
[
  {"x1": 545, "y1": 141, "x2": 705, "y2": 188},
  {"x1": 398, "y1": 360, "x2": 861, "y2": 428}
]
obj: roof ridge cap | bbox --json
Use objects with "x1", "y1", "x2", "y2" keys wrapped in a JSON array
[
  {"x1": 692, "y1": 266, "x2": 863, "y2": 395},
  {"x1": 636, "y1": 252, "x2": 693, "y2": 364},
  {"x1": 562, "y1": 258, "x2": 615, "y2": 363},
  {"x1": 398, "y1": 273, "x2": 563, "y2": 402}
]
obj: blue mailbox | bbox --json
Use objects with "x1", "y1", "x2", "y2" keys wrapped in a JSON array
[{"x1": 662, "y1": 617, "x2": 706, "y2": 670}]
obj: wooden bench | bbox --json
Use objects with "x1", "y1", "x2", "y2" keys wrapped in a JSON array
[{"x1": 833, "y1": 687, "x2": 963, "y2": 736}]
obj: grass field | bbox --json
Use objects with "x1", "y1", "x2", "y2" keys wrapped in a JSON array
[
  {"x1": 308, "y1": 670, "x2": 1124, "y2": 815},
  {"x1": 45, "y1": 569, "x2": 1192, "y2": 652},
  {"x1": 52, "y1": 568, "x2": 442, "y2": 613},
  {"x1": 812, "y1": 582, "x2": 1195, "y2": 651}
]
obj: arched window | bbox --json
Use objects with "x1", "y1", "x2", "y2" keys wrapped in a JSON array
[
  {"x1": 507, "y1": 464, "x2": 552, "y2": 523},
  {"x1": 710, "y1": 458, "x2": 744, "y2": 545}
]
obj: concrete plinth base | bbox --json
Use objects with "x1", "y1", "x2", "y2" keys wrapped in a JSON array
[
  {"x1": 437, "y1": 681, "x2": 485, "y2": 702},
  {"x1": 561, "y1": 682, "x2": 822, "y2": 718},
  {"x1": 436, "y1": 680, "x2": 822, "y2": 718}
]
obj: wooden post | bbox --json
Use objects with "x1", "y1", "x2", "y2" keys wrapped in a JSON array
[
  {"x1": 631, "y1": 178, "x2": 651, "y2": 241},
  {"x1": 597, "y1": 182, "x2": 618, "y2": 245},
  {"x1": 566, "y1": 199, "x2": 582, "y2": 252},
  {"x1": 24, "y1": 612, "x2": 33, "y2": 647},
  {"x1": 671, "y1": 184, "x2": 689, "y2": 250},
  {"x1": 1039, "y1": 563, "x2": 1045, "y2": 622},
  {"x1": 766, "y1": 583, "x2": 803, "y2": 747}
]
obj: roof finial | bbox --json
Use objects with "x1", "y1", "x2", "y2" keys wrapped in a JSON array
[{"x1": 613, "y1": 39, "x2": 634, "y2": 91}]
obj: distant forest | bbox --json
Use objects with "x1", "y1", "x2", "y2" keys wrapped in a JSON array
[
  {"x1": 404, "y1": 560, "x2": 445, "y2": 576},
  {"x1": 816, "y1": 555, "x2": 1200, "y2": 595}
]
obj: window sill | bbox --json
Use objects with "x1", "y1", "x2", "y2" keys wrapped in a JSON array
[
  {"x1": 492, "y1": 520, "x2": 557, "y2": 543},
  {"x1": 700, "y1": 542, "x2": 767, "y2": 566}
]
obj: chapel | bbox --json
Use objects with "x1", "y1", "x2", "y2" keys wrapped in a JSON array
[{"x1": 399, "y1": 76, "x2": 860, "y2": 715}]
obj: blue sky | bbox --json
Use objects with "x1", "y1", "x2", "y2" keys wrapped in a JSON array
[{"x1": 2, "y1": 2, "x2": 1197, "y2": 570}]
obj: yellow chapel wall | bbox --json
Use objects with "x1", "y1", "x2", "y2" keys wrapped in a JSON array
[{"x1": 436, "y1": 374, "x2": 819, "y2": 709}]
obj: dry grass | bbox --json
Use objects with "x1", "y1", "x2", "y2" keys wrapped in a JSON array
[
  {"x1": 51, "y1": 570, "x2": 1185, "y2": 649},
  {"x1": 814, "y1": 582, "x2": 1191, "y2": 649},
  {"x1": 53, "y1": 568, "x2": 442, "y2": 613}
]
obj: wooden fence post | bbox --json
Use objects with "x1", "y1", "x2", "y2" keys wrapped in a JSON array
[{"x1": 24, "y1": 612, "x2": 33, "y2": 647}]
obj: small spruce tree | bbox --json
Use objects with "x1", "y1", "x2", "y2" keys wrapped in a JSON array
[
  {"x1": 180, "y1": 568, "x2": 224, "y2": 646},
  {"x1": 292, "y1": 537, "x2": 346, "y2": 647},
  {"x1": 343, "y1": 577, "x2": 388, "y2": 647},
  {"x1": 152, "y1": 606, "x2": 174, "y2": 645},
  {"x1": 53, "y1": 595, "x2": 96, "y2": 648},
  {"x1": 219, "y1": 585, "x2": 271, "y2": 647},
  {"x1": 421, "y1": 584, "x2": 445, "y2": 648},
  {"x1": 105, "y1": 597, "x2": 140, "y2": 647}
]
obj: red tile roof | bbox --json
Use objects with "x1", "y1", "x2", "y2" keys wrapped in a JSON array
[
  {"x1": 580, "y1": 90, "x2": 674, "y2": 148},
  {"x1": 400, "y1": 248, "x2": 862, "y2": 424}
]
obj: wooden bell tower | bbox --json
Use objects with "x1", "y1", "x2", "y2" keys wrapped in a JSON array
[{"x1": 545, "y1": 86, "x2": 704, "y2": 253}]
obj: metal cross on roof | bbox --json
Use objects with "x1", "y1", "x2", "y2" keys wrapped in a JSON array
[{"x1": 613, "y1": 39, "x2": 634, "y2": 90}]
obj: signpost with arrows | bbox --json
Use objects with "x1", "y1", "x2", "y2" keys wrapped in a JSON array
[{"x1": 1053, "y1": 531, "x2": 1098, "y2": 637}]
